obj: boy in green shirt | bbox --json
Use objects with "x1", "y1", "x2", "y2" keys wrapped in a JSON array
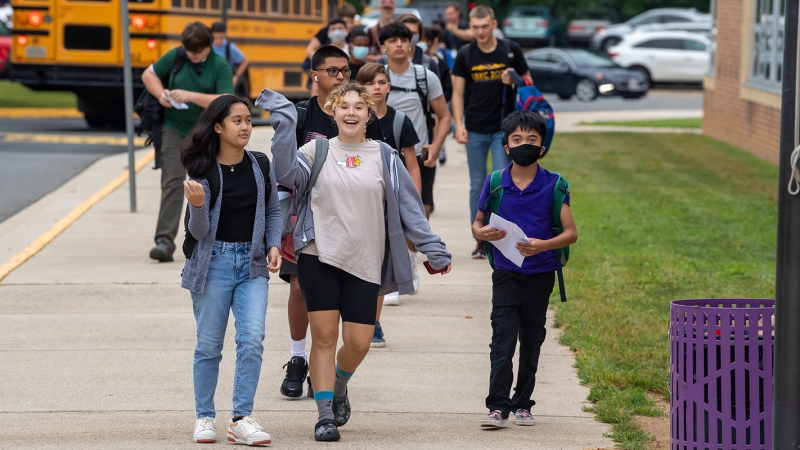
[{"x1": 142, "y1": 21, "x2": 234, "y2": 262}]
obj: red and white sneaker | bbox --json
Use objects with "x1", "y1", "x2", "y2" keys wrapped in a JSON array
[
  {"x1": 227, "y1": 417, "x2": 272, "y2": 446},
  {"x1": 193, "y1": 417, "x2": 216, "y2": 443}
]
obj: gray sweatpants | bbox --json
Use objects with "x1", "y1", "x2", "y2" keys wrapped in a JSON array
[{"x1": 154, "y1": 126, "x2": 187, "y2": 246}]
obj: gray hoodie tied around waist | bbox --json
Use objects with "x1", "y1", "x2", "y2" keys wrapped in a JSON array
[{"x1": 254, "y1": 89, "x2": 451, "y2": 295}]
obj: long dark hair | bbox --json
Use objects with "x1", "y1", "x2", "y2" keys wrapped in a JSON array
[{"x1": 181, "y1": 94, "x2": 252, "y2": 178}]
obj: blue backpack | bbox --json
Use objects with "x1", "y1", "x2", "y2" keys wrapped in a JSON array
[{"x1": 508, "y1": 71, "x2": 555, "y2": 154}]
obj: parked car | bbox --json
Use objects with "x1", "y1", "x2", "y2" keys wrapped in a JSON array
[
  {"x1": 590, "y1": 8, "x2": 710, "y2": 50},
  {"x1": 525, "y1": 48, "x2": 648, "y2": 102},
  {"x1": 359, "y1": 7, "x2": 431, "y2": 29},
  {"x1": 607, "y1": 31, "x2": 711, "y2": 84},
  {"x1": 567, "y1": 9, "x2": 619, "y2": 47},
  {"x1": 502, "y1": 6, "x2": 563, "y2": 47},
  {"x1": 0, "y1": 20, "x2": 10, "y2": 78}
]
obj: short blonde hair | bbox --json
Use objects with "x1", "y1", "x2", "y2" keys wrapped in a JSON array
[{"x1": 324, "y1": 81, "x2": 377, "y2": 123}]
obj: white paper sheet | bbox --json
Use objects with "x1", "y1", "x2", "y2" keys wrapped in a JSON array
[
  {"x1": 165, "y1": 90, "x2": 189, "y2": 110},
  {"x1": 489, "y1": 213, "x2": 529, "y2": 268}
]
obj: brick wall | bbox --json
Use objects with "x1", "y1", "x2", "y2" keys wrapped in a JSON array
[{"x1": 703, "y1": 0, "x2": 783, "y2": 164}]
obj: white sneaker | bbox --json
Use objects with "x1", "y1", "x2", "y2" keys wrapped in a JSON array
[
  {"x1": 193, "y1": 417, "x2": 216, "y2": 443},
  {"x1": 227, "y1": 417, "x2": 272, "y2": 446},
  {"x1": 383, "y1": 291, "x2": 400, "y2": 306}
]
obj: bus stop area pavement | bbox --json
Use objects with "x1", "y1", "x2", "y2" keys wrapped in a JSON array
[{"x1": 0, "y1": 125, "x2": 620, "y2": 449}]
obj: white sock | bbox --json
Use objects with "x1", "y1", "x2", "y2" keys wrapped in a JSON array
[
  {"x1": 408, "y1": 248, "x2": 418, "y2": 264},
  {"x1": 291, "y1": 338, "x2": 307, "y2": 360}
]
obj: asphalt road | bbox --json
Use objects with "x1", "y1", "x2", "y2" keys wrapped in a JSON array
[{"x1": 0, "y1": 87, "x2": 702, "y2": 224}]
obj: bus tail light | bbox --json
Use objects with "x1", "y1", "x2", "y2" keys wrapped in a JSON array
[
  {"x1": 27, "y1": 11, "x2": 43, "y2": 27},
  {"x1": 146, "y1": 39, "x2": 158, "y2": 51},
  {"x1": 17, "y1": 35, "x2": 29, "y2": 47},
  {"x1": 131, "y1": 14, "x2": 147, "y2": 30}
]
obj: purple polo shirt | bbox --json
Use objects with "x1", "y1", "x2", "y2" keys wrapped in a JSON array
[{"x1": 477, "y1": 163, "x2": 570, "y2": 275}]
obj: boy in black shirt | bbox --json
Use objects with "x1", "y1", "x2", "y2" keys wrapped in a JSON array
[
  {"x1": 452, "y1": 5, "x2": 532, "y2": 259},
  {"x1": 279, "y1": 45, "x2": 385, "y2": 399}
]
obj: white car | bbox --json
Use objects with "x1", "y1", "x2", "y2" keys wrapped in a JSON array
[
  {"x1": 607, "y1": 31, "x2": 711, "y2": 84},
  {"x1": 590, "y1": 8, "x2": 710, "y2": 50},
  {"x1": 359, "y1": 8, "x2": 425, "y2": 30}
]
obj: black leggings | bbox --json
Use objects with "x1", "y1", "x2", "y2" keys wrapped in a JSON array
[{"x1": 297, "y1": 254, "x2": 380, "y2": 325}]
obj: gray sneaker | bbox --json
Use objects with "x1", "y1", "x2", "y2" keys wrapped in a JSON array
[
  {"x1": 371, "y1": 321, "x2": 386, "y2": 348},
  {"x1": 514, "y1": 408, "x2": 536, "y2": 426},
  {"x1": 480, "y1": 410, "x2": 509, "y2": 429}
]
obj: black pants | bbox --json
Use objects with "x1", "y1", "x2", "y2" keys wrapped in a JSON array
[{"x1": 486, "y1": 270, "x2": 555, "y2": 416}]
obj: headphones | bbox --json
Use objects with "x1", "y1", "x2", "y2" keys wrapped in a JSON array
[{"x1": 314, "y1": 76, "x2": 319, "y2": 81}]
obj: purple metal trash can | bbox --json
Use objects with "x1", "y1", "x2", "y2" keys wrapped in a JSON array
[{"x1": 670, "y1": 299, "x2": 774, "y2": 450}]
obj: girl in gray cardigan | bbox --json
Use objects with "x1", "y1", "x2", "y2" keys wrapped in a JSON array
[
  {"x1": 181, "y1": 95, "x2": 281, "y2": 446},
  {"x1": 256, "y1": 82, "x2": 452, "y2": 442}
]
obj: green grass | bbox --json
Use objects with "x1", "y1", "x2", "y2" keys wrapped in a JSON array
[
  {"x1": 580, "y1": 118, "x2": 703, "y2": 129},
  {"x1": 542, "y1": 133, "x2": 777, "y2": 449},
  {"x1": 0, "y1": 80, "x2": 77, "y2": 108}
]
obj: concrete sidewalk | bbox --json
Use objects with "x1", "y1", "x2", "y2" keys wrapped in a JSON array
[{"x1": 0, "y1": 128, "x2": 614, "y2": 449}]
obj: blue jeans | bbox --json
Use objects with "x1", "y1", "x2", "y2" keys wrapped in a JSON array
[
  {"x1": 191, "y1": 241, "x2": 269, "y2": 418},
  {"x1": 466, "y1": 130, "x2": 510, "y2": 225}
]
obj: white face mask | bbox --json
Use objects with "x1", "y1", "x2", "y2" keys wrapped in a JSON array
[
  {"x1": 329, "y1": 29, "x2": 348, "y2": 44},
  {"x1": 410, "y1": 34, "x2": 420, "y2": 46},
  {"x1": 417, "y1": 42, "x2": 428, "y2": 53}
]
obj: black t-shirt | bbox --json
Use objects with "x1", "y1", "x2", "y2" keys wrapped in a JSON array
[
  {"x1": 379, "y1": 106, "x2": 420, "y2": 153},
  {"x1": 215, "y1": 158, "x2": 257, "y2": 243},
  {"x1": 349, "y1": 61, "x2": 366, "y2": 80},
  {"x1": 442, "y1": 21, "x2": 470, "y2": 50},
  {"x1": 452, "y1": 39, "x2": 528, "y2": 134},
  {"x1": 298, "y1": 96, "x2": 384, "y2": 146}
]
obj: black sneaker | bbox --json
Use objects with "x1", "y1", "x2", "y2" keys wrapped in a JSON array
[
  {"x1": 314, "y1": 419, "x2": 340, "y2": 441},
  {"x1": 280, "y1": 356, "x2": 308, "y2": 398},
  {"x1": 307, "y1": 376, "x2": 314, "y2": 398},
  {"x1": 471, "y1": 243, "x2": 487, "y2": 260},
  {"x1": 333, "y1": 389, "x2": 351, "y2": 427},
  {"x1": 149, "y1": 237, "x2": 175, "y2": 262}
]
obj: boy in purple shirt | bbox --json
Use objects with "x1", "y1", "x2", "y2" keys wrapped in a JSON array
[{"x1": 471, "y1": 110, "x2": 578, "y2": 428}]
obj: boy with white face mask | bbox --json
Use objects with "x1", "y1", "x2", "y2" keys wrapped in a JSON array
[
  {"x1": 326, "y1": 19, "x2": 350, "y2": 56},
  {"x1": 348, "y1": 28, "x2": 371, "y2": 79}
]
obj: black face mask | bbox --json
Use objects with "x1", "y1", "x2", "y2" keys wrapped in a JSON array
[{"x1": 508, "y1": 143, "x2": 542, "y2": 167}]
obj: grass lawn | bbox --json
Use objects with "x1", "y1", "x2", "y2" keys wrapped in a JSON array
[
  {"x1": 580, "y1": 118, "x2": 703, "y2": 129},
  {"x1": 0, "y1": 80, "x2": 77, "y2": 108},
  {"x1": 542, "y1": 133, "x2": 777, "y2": 448}
]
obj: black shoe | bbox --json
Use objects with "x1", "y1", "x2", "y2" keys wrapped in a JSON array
[
  {"x1": 149, "y1": 237, "x2": 175, "y2": 262},
  {"x1": 280, "y1": 356, "x2": 308, "y2": 398},
  {"x1": 471, "y1": 242, "x2": 487, "y2": 260},
  {"x1": 307, "y1": 376, "x2": 314, "y2": 398},
  {"x1": 314, "y1": 419, "x2": 340, "y2": 441},
  {"x1": 333, "y1": 390, "x2": 351, "y2": 427}
]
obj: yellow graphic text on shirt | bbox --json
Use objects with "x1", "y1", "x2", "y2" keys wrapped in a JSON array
[{"x1": 470, "y1": 63, "x2": 507, "y2": 83}]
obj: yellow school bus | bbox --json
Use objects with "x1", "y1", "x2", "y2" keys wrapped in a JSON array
[{"x1": 9, "y1": 0, "x2": 339, "y2": 126}]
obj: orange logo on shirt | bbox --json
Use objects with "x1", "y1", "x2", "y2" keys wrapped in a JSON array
[{"x1": 336, "y1": 155, "x2": 362, "y2": 168}]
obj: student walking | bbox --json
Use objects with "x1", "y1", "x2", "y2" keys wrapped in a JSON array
[
  {"x1": 180, "y1": 95, "x2": 282, "y2": 445},
  {"x1": 357, "y1": 62, "x2": 422, "y2": 348},
  {"x1": 211, "y1": 22, "x2": 250, "y2": 98},
  {"x1": 452, "y1": 5, "x2": 531, "y2": 259},
  {"x1": 142, "y1": 21, "x2": 234, "y2": 263},
  {"x1": 471, "y1": 111, "x2": 577, "y2": 429},
  {"x1": 380, "y1": 21, "x2": 451, "y2": 305},
  {"x1": 276, "y1": 45, "x2": 386, "y2": 400},
  {"x1": 257, "y1": 82, "x2": 452, "y2": 441}
]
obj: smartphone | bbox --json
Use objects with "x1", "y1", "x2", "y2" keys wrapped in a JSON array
[{"x1": 423, "y1": 260, "x2": 447, "y2": 275}]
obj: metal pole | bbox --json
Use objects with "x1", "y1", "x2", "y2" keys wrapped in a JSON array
[
  {"x1": 121, "y1": 0, "x2": 137, "y2": 213},
  {"x1": 773, "y1": 0, "x2": 799, "y2": 446}
]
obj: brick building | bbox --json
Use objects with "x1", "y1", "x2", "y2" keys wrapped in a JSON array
[{"x1": 703, "y1": 0, "x2": 785, "y2": 164}]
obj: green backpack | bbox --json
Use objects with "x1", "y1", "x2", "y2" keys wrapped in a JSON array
[{"x1": 480, "y1": 169, "x2": 571, "y2": 302}]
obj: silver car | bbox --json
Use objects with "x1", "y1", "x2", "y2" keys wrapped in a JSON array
[{"x1": 590, "y1": 8, "x2": 711, "y2": 50}]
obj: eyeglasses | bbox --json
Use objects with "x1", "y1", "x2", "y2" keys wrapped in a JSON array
[{"x1": 316, "y1": 67, "x2": 352, "y2": 77}]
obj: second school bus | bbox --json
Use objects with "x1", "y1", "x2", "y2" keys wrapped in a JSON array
[{"x1": 9, "y1": 0, "x2": 339, "y2": 127}]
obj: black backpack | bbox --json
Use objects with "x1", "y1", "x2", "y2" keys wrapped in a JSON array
[
  {"x1": 182, "y1": 152, "x2": 273, "y2": 259},
  {"x1": 134, "y1": 48, "x2": 187, "y2": 169},
  {"x1": 225, "y1": 41, "x2": 250, "y2": 99}
]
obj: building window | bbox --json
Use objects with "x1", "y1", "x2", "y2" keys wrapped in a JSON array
[{"x1": 751, "y1": 0, "x2": 786, "y2": 90}]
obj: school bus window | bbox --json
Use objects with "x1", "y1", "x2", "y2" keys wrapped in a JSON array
[
  {"x1": 315, "y1": 0, "x2": 321, "y2": 16},
  {"x1": 248, "y1": 0, "x2": 255, "y2": 13},
  {"x1": 198, "y1": 0, "x2": 206, "y2": 9},
  {"x1": 293, "y1": 0, "x2": 299, "y2": 14},
  {"x1": 304, "y1": 0, "x2": 311, "y2": 16},
  {"x1": 281, "y1": 0, "x2": 289, "y2": 14},
  {"x1": 259, "y1": 0, "x2": 266, "y2": 14},
  {"x1": 271, "y1": 0, "x2": 278, "y2": 13},
  {"x1": 64, "y1": 25, "x2": 112, "y2": 50}
]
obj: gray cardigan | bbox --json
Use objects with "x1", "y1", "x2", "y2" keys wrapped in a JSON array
[
  {"x1": 255, "y1": 89, "x2": 451, "y2": 295},
  {"x1": 181, "y1": 152, "x2": 282, "y2": 293}
]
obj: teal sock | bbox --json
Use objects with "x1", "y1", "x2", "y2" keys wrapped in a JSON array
[
  {"x1": 334, "y1": 365, "x2": 354, "y2": 398},
  {"x1": 314, "y1": 391, "x2": 335, "y2": 422}
]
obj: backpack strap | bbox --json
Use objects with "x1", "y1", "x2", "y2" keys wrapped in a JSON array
[
  {"x1": 478, "y1": 169, "x2": 504, "y2": 268},
  {"x1": 550, "y1": 172, "x2": 570, "y2": 302},
  {"x1": 250, "y1": 151, "x2": 273, "y2": 204},
  {"x1": 295, "y1": 100, "x2": 310, "y2": 147},
  {"x1": 225, "y1": 41, "x2": 231, "y2": 65},
  {"x1": 306, "y1": 137, "x2": 328, "y2": 195},
  {"x1": 167, "y1": 47, "x2": 187, "y2": 90},
  {"x1": 392, "y1": 109, "x2": 405, "y2": 152}
]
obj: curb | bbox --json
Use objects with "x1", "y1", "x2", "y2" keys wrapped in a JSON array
[{"x1": 0, "y1": 108, "x2": 83, "y2": 119}]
